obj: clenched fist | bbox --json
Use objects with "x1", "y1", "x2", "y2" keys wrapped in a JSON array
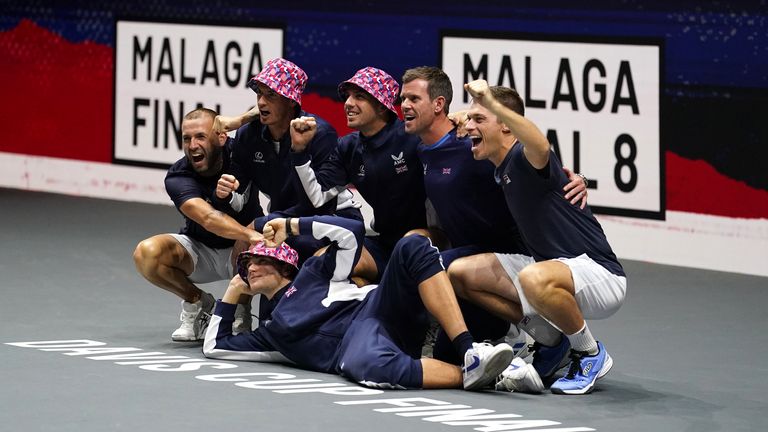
[{"x1": 216, "y1": 174, "x2": 240, "y2": 199}]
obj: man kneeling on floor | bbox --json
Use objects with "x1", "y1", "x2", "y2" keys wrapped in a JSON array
[{"x1": 202, "y1": 215, "x2": 536, "y2": 390}]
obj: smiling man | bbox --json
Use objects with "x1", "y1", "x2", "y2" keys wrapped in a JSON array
[
  {"x1": 398, "y1": 67, "x2": 594, "y2": 385},
  {"x1": 203, "y1": 215, "x2": 518, "y2": 391},
  {"x1": 456, "y1": 79, "x2": 627, "y2": 395},
  {"x1": 133, "y1": 108, "x2": 264, "y2": 341},
  {"x1": 288, "y1": 67, "x2": 427, "y2": 284}
]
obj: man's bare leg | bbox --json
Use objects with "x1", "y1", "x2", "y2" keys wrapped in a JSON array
[{"x1": 133, "y1": 234, "x2": 201, "y2": 302}]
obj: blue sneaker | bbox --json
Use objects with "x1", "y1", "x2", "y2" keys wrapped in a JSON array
[
  {"x1": 550, "y1": 341, "x2": 613, "y2": 395},
  {"x1": 530, "y1": 336, "x2": 571, "y2": 380}
]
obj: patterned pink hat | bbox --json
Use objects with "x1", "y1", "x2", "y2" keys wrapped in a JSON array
[
  {"x1": 338, "y1": 67, "x2": 399, "y2": 114},
  {"x1": 237, "y1": 241, "x2": 299, "y2": 282},
  {"x1": 248, "y1": 58, "x2": 308, "y2": 105}
]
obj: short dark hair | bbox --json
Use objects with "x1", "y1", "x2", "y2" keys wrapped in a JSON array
[
  {"x1": 276, "y1": 261, "x2": 299, "y2": 279},
  {"x1": 292, "y1": 102, "x2": 302, "y2": 119},
  {"x1": 402, "y1": 66, "x2": 452, "y2": 114},
  {"x1": 489, "y1": 86, "x2": 525, "y2": 117},
  {"x1": 184, "y1": 107, "x2": 219, "y2": 121}
]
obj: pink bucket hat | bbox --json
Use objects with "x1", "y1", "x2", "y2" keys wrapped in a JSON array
[
  {"x1": 338, "y1": 67, "x2": 399, "y2": 114},
  {"x1": 237, "y1": 241, "x2": 299, "y2": 282},
  {"x1": 248, "y1": 58, "x2": 308, "y2": 105}
]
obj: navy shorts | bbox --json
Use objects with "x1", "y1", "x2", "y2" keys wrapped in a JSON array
[
  {"x1": 363, "y1": 235, "x2": 396, "y2": 281},
  {"x1": 337, "y1": 235, "x2": 444, "y2": 389}
]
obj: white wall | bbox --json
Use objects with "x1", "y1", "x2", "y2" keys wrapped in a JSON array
[{"x1": 2, "y1": 151, "x2": 766, "y2": 277}]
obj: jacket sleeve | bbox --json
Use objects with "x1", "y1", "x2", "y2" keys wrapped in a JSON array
[
  {"x1": 299, "y1": 216, "x2": 365, "y2": 283},
  {"x1": 202, "y1": 301, "x2": 290, "y2": 363},
  {"x1": 293, "y1": 143, "x2": 351, "y2": 208}
]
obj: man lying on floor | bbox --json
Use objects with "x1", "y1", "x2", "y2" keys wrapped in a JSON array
[{"x1": 202, "y1": 215, "x2": 539, "y2": 391}]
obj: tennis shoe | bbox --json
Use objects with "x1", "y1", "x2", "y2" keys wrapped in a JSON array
[
  {"x1": 550, "y1": 341, "x2": 613, "y2": 395},
  {"x1": 171, "y1": 292, "x2": 214, "y2": 341},
  {"x1": 463, "y1": 342, "x2": 514, "y2": 391},
  {"x1": 530, "y1": 336, "x2": 571, "y2": 380},
  {"x1": 495, "y1": 357, "x2": 545, "y2": 393}
]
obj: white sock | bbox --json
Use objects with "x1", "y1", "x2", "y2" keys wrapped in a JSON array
[
  {"x1": 566, "y1": 323, "x2": 598, "y2": 355},
  {"x1": 518, "y1": 315, "x2": 561, "y2": 347}
]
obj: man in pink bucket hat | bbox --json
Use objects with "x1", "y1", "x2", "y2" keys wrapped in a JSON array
[
  {"x1": 284, "y1": 66, "x2": 428, "y2": 286},
  {"x1": 213, "y1": 58, "x2": 362, "y2": 263},
  {"x1": 203, "y1": 215, "x2": 531, "y2": 392}
]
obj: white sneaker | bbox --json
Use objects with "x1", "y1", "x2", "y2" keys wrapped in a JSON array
[
  {"x1": 171, "y1": 292, "x2": 214, "y2": 341},
  {"x1": 462, "y1": 342, "x2": 515, "y2": 391},
  {"x1": 505, "y1": 326, "x2": 535, "y2": 359},
  {"x1": 495, "y1": 357, "x2": 545, "y2": 393},
  {"x1": 233, "y1": 303, "x2": 253, "y2": 335}
]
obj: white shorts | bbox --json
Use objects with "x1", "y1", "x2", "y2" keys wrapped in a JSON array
[
  {"x1": 170, "y1": 234, "x2": 234, "y2": 284},
  {"x1": 494, "y1": 253, "x2": 626, "y2": 320}
]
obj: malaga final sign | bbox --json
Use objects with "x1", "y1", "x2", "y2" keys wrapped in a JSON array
[
  {"x1": 113, "y1": 20, "x2": 283, "y2": 168},
  {"x1": 442, "y1": 31, "x2": 663, "y2": 219}
]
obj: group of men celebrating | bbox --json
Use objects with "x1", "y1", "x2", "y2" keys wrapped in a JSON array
[{"x1": 133, "y1": 57, "x2": 626, "y2": 396}]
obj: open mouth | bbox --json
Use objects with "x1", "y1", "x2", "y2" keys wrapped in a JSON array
[
  {"x1": 191, "y1": 153, "x2": 205, "y2": 163},
  {"x1": 403, "y1": 114, "x2": 415, "y2": 122},
  {"x1": 260, "y1": 110, "x2": 270, "y2": 118},
  {"x1": 469, "y1": 136, "x2": 482, "y2": 148}
]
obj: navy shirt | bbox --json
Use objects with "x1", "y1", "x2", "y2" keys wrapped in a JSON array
[
  {"x1": 204, "y1": 216, "x2": 375, "y2": 373},
  {"x1": 204, "y1": 215, "x2": 446, "y2": 377},
  {"x1": 418, "y1": 128, "x2": 526, "y2": 253},
  {"x1": 496, "y1": 143, "x2": 625, "y2": 276},
  {"x1": 164, "y1": 139, "x2": 264, "y2": 249},
  {"x1": 294, "y1": 119, "x2": 427, "y2": 247},
  {"x1": 228, "y1": 110, "x2": 339, "y2": 217}
]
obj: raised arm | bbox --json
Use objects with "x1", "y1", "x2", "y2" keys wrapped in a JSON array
[
  {"x1": 465, "y1": 79, "x2": 551, "y2": 169},
  {"x1": 212, "y1": 106, "x2": 260, "y2": 134},
  {"x1": 264, "y1": 215, "x2": 365, "y2": 283},
  {"x1": 289, "y1": 117, "x2": 348, "y2": 207}
]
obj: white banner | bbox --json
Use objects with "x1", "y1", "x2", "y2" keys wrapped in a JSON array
[
  {"x1": 114, "y1": 20, "x2": 283, "y2": 167},
  {"x1": 442, "y1": 33, "x2": 662, "y2": 219}
]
